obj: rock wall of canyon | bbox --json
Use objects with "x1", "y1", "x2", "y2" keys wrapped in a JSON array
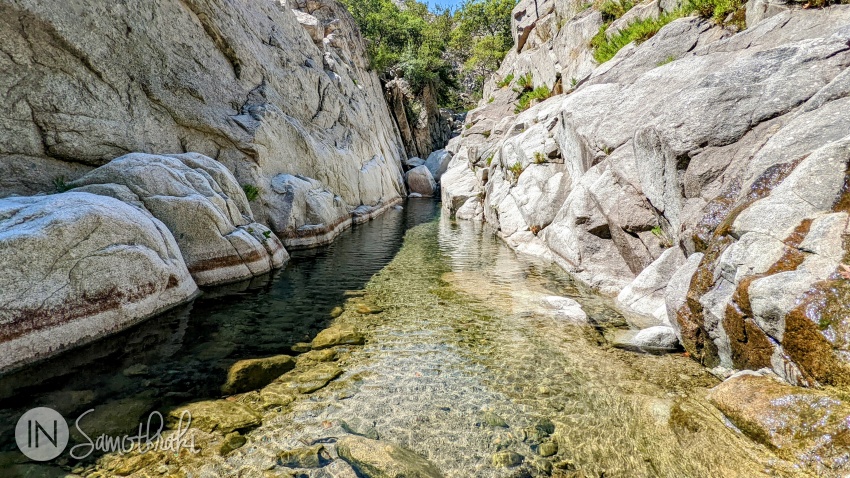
[
  {"x1": 442, "y1": 1, "x2": 850, "y2": 390},
  {"x1": 0, "y1": 0, "x2": 408, "y2": 246}
]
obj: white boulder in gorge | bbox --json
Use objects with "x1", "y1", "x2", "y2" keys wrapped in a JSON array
[
  {"x1": 406, "y1": 166, "x2": 437, "y2": 197},
  {"x1": 0, "y1": 192, "x2": 198, "y2": 372},
  {"x1": 424, "y1": 149, "x2": 453, "y2": 181},
  {"x1": 267, "y1": 174, "x2": 350, "y2": 248},
  {"x1": 70, "y1": 153, "x2": 288, "y2": 286}
]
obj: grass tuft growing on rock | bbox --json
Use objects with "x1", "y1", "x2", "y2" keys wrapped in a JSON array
[
  {"x1": 242, "y1": 184, "x2": 260, "y2": 202},
  {"x1": 514, "y1": 85, "x2": 552, "y2": 113},
  {"x1": 591, "y1": 11, "x2": 681, "y2": 64},
  {"x1": 52, "y1": 176, "x2": 74, "y2": 193},
  {"x1": 598, "y1": 0, "x2": 636, "y2": 21},
  {"x1": 495, "y1": 73, "x2": 514, "y2": 88}
]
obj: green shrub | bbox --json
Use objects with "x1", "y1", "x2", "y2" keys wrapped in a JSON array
[
  {"x1": 591, "y1": 12, "x2": 680, "y2": 64},
  {"x1": 486, "y1": 155, "x2": 494, "y2": 166},
  {"x1": 508, "y1": 161, "x2": 524, "y2": 178},
  {"x1": 513, "y1": 72, "x2": 534, "y2": 94},
  {"x1": 488, "y1": 96, "x2": 495, "y2": 103},
  {"x1": 52, "y1": 176, "x2": 73, "y2": 193},
  {"x1": 496, "y1": 73, "x2": 514, "y2": 88},
  {"x1": 689, "y1": 0, "x2": 746, "y2": 29},
  {"x1": 598, "y1": 0, "x2": 635, "y2": 21},
  {"x1": 242, "y1": 184, "x2": 260, "y2": 202},
  {"x1": 514, "y1": 85, "x2": 551, "y2": 113}
]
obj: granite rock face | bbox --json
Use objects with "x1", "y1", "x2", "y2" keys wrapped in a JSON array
[
  {"x1": 0, "y1": 192, "x2": 197, "y2": 371},
  {"x1": 0, "y1": 0, "x2": 407, "y2": 245},
  {"x1": 0, "y1": 0, "x2": 414, "y2": 370},
  {"x1": 444, "y1": 5, "x2": 850, "y2": 385}
]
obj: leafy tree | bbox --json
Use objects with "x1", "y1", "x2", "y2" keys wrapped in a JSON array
[{"x1": 340, "y1": 0, "x2": 516, "y2": 109}]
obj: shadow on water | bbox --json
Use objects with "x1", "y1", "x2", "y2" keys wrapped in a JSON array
[{"x1": 0, "y1": 199, "x2": 439, "y2": 451}]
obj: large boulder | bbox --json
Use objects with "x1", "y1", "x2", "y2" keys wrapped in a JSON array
[
  {"x1": 423, "y1": 149, "x2": 453, "y2": 181},
  {"x1": 70, "y1": 153, "x2": 288, "y2": 286},
  {"x1": 267, "y1": 174, "x2": 352, "y2": 249},
  {"x1": 405, "y1": 166, "x2": 437, "y2": 197},
  {"x1": 0, "y1": 192, "x2": 197, "y2": 372}
]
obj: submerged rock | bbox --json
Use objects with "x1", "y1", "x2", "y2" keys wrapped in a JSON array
[
  {"x1": 336, "y1": 436, "x2": 444, "y2": 478},
  {"x1": 167, "y1": 400, "x2": 261, "y2": 434},
  {"x1": 707, "y1": 371, "x2": 850, "y2": 467},
  {"x1": 217, "y1": 432, "x2": 247, "y2": 456},
  {"x1": 279, "y1": 444, "x2": 331, "y2": 468},
  {"x1": 540, "y1": 296, "x2": 588, "y2": 323},
  {"x1": 492, "y1": 450, "x2": 524, "y2": 468},
  {"x1": 0, "y1": 192, "x2": 197, "y2": 372},
  {"x1": 312, "y1": 325, "x2": 365, "y2": 349},
  {"x1": 221, "y1": 354, "x2": 296, "y2": 395}
]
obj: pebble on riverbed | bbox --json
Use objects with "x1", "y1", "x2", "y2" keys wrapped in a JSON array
[
  {"x1": 336, "y1": 435, "x2": 444, "y2": 477},
  {"x1": 492, "y1": 450, "x2": 524, "y2": 468},
  {"x1": 279, "y1": 444, "x2": 331, "y2": 468}
]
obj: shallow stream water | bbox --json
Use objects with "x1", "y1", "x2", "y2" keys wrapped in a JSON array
[{"x1": 0, "y1": 200, "x2": 802, "y2": 477}]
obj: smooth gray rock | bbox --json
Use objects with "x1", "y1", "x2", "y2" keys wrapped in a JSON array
[
  {"x1": 0, "y1": 192, "x2": 197, "y2": 372},
  {"x1": 632, "y1": 326, "x2": 680, "y2": 349},
  {"x1": 617, "y1": 247, "x2": 686, "y2": 328},
  {"x1": 424, "y1": 149, "x2": 453, "y2": 181},
  {"x1": 71, "y1": 153, "x2": 288, "y2": 286},
  {"x1": 406, "y1": 166, "x2": 437, "y2": 197}
]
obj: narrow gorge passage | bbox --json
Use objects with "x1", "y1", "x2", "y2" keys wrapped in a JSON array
[{"x1": 5, "y1": 201, "x2": 802, "y2": 477}]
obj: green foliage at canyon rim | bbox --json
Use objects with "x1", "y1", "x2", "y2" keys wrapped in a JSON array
[{"x1": 340, "y1": 0, "x2": 516, "y2": 109}]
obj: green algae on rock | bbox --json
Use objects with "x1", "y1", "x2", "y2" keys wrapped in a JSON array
[
  {"x1": 336, "y1": 436, "x2": 444, "y2": 478},
  {"x1": 708, "y1": 372, "x2": 850, "y2": 471},
  {"x1": 311, "y1": 325, "x2": 365, "y2": 350},
  {"x1": 221, "y1": 354, "x2": 296, "y2": 395},
  {"x1": 167, "y1": 400, "x2": 261, "y2": 434}
]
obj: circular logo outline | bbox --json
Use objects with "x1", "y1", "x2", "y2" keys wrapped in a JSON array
[{"x1": 15, "y1": 407, "x2": 69, "y2": 461}]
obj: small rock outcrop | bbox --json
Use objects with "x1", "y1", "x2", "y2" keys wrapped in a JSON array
[
  {"x1": 708, "y1": 371, "x2": 850, "y2": 468},
  {"x1": 221, "y1": 354, "x2": 296, "y2": 395},
  {"x1": 0, "y1": 192, "x2": 197, "y2": 371}
]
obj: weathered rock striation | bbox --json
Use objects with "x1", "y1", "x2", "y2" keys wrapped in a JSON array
[
  {"x1": 70, "y1": 152, "x2": 288, "y2": 285},
  {"x1": 0, "y1": 192, "x2": 198, "y2": 371},
  {"x1": 443, "y1": 2, "x2": 850, "y2": 395}
]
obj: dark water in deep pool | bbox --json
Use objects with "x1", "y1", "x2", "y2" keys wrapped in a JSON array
[{"x1": 0, "y1": 199, "x2": 439, "y2": 452}]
